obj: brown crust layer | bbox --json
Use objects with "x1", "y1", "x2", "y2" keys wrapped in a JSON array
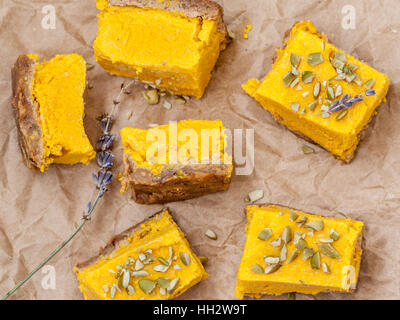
[
  {"x1": 76, "y1": 209, "x2": 167, "y2": 270},
  {"x1": 11, "y1": 55, "x2": 44, "y2": 170},
  {"x1": 121, "y1": 154, "x2": 232, "y2": 204},
  {"x1": 106, "y1": 0, "x2": 229, "y2": 43}
]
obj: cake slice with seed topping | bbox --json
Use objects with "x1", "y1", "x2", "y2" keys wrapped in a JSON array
[
  {"x1": 242, "y1": 21, "x2": 390, "y2": 162},
  {"x1": 74, "y1": 209, "x2": 208, "y2": 300},
  {"x1": 235, "y1": 204, "x2": 364, "y2": 298}
]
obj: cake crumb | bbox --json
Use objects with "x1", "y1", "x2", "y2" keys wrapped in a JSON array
[{"x1": 243, "y1": 24, "x2": 252, "y2": 39}]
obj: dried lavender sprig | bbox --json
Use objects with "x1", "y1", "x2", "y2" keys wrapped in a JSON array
[{"x1": 1, "y1": 80, "x2": 135, "y2": 300}]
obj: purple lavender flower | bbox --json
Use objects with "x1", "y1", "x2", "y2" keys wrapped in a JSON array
[
  {"x1": 97, "y1": 133, "x2": 116, "y2": 151},
  {"x1": 97, "y1": 151, "x2": 114, "y2": 169}
]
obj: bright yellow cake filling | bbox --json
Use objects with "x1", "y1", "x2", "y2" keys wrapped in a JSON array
[
  {"x1": 243, "y1": 21, "x2": 390, "y2": 161},
  {"x1": 235, "y1": 205, "x2": 364, "y2": 298},
  {"x1": 30, "y1": 54, "x2": 95, "y2": 171},
  {"x1": 74, "y1": 210, "x2": 208, "y2": 300},
  {"x1": 94, "y1": 1, "x2": 226, "y2": 98},
  {"x1": 120, "y1": 119, "x2": 233, "y2": 175}
]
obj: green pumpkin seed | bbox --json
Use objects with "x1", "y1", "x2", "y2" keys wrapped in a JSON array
[
  {"x1": 282, "y1": 226, "x2": 292, "y2": 244},
  {"x1": 122, "y1": 270, "x2": 130, "y2": 288},
  {"x1": 331, "y1": 58, "x2": 345, "y2": 71},
  {"x1": 311, "y1": 251, "x2": 321, "y2": 269},
  {"x1": 167, "y1": 278, "x2": 180, "y2": 293},
  {"x1": 248, "y1": 189, "x2": 264, "y2": 202},
  {"x1": 335, "y1": 85, "x2": 343, "y2": 98},
  {"x1": 280, "y1": 244, "x2": 287, "y2": 262},
  {"x1": 364, "y1": 78, "x2": 376, "y2": 90},
  {"x1": 334, "y1": 52, "x2": 347, "y2": 63},
  {"x1": 334, "y1": 73, "x2": 346, "y2": 80},
  {"x1": 135, "y1": 260, "x2": 144, "y2": 271},
  {"x1": 131, "y1": 270, "x2": 149, "y2": 277},
  {"x1": 251, "y1": 263, "x2": 264, "y2": 274},
  {"x1": 295, "y1": 238, "x2": 307, "y2": 251},
  {"x1": 205, "y1": 229, "x2": 218, "y2": 240},
  {"x1": 318, "y1": 244, "x2": 341, "y2": 258},
  {"x1": 270, "y1": 237, "x2": 282, "y2": 248},
  {"x1": 283, "y1": 71, "x2": 297, "y2": 88},
  {"x1": 179, "y1": 252, "x2": 191, "y2": 266},
  {"x1": 354, "y1": 75, "x2": 363, "y2": 86},
  {"x1": 303, "y1": 248, "x2": 314, "y2": 261},
  {"x1": 265, "y1": 263, "x2": 281, "y2": 274},
  {"x1": 158, "y1": 257, "x2": 170, "y2": 266},
  {"x1": 287, "y1": 250, "x2": 300, "y2": 263},
  {"x1": 327, "y1": 86, "x2": 335, "y2": 100},
  {"x1": 297, "y1": 216, "x2": 308, "y2": 227},
  {"x1": 305, "y1": 220, "x2": 324, "y2": 231},
  {"x1": 329, "y1": 229, "x2": 340, "y2": 241},
  {"x1": 336, "y1": 109, "x2": 348, "y2": 121},
  {"x1": 127, "y1": 285, "x2": 135, "y2": 295},
  {"x1": 290, "y1": 103, "x2": 300, "y2": 112},
  {"x1": 345, "y1": 64, "x2": 358, "y2": 73},
  {"x1": 142, "y1": 89, "x2": 160, "y2": 105},
  {"x1": 313, "y1": 82, "x2": 321, "y2": 98},
  {"x1": 258, "y1": 228, "x2": 273, "y2": 241},
  {"x1": 291, "y1": 53, "x2": 301, "y2": 68},
  {"x1": 308, "y1": 101, "x2": 317, "y2": 111},
  {"x1": 139, "y1": 279, "x2": 156, "y2": 294},
  {"x1": 110, "y1": 284, "x2": 117, "y2": 299},
  {"x1": 264, "y1": 256, "x2": 280, "y2": 265},
  {"x1": 307, "y1": 52, "x2": 324, "y2": 66},
  {"x1": 302, "y1": 71, "x2": 315, "y2": 83},
  {"x1": 157, "y1": 277, "x2": 171, "y2": 289},
  {"x1": 322, "y1": 262, "x2": 331, "y2": 273},
  {"x1": 302, "y1": 145, "x2": 315, "y2": 154},
  {"x1": 289, "y1": 211, "x2": 299, "y2": 221}
]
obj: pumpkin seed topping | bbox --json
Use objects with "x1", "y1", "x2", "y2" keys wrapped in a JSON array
[
  {"x1": 265, "y1": 263, "x2": 282, "y2": 274},
  {"x1": 318, "y1": 244, "x2": 341, "y2": 258},
  {"x1": 270, "y1": 237, "x2": 282, "y2": 248},
  {"x1": 167, "y1": 278, "x2": 180, "y2": 293},
  {"x1": 303, "y1": 248, "x2": 314, "y2": 261},
  {"x1": 302, "y1": 71, "x2": 315, "y2": 83},
  {"x1": 280, "y1": 244, "x2": 287, "y2": 262},
  {"x1": 110, "y1": 284, "x2": 117, "y2": 299},
  {"x1": 199, "y1": 256, "x2": 208, "y2": 265},
  {"x1": 139, "y1": 279, "x2": 156, "y2": 294},
  {"x1": 153, "y1": 265, "x2": 169, "y2": 272},
  {"x1": 305, "y1": 220, "x2": 324, "y2": 231},
  {"x1": 205, "y1": 229, "x2": 218, "y2": 240},
  {"x1": 131, "y1": 270, "x2": 149, "y2": 277},
  {"x1": 327, "y1": 86, "x2": 335, "y2": 100},
  {"x1": 313, "y1": 82, "x2": 321, "y2": 98},
  {"x1": 290, "y1": 103, "x2": 300, "y2": 112},
  {"x1": 179, "y1": 252, "x2": 191, "y2": 266},
  {"x1": 302, "y1": 145, "x2": 315, "y2": 154},
  {"x1": 308, "y1": 101, "x2": 317, "y2": 111},
  {"x1": 364, "y1": 78, "x2": 376, "y2": 90},
  {"x1": 297, "y1": 216, "x2": 308, "y2": 227},
  {"x1": 157, "y1": 277, "x2": 171, "y2": 289},
  {"x1": 291, "y1": 53, "x2": 301, "y2": 68},
  {"x1": 264, "y1": 256, "x2": 280, "y2": 265},
  {"x1": 283, "y1": 71, "x2": 297, "y2": 88},
  {"x1": 322, "y1": 262, "x2": 331, "y2": 273},
  {"x1": 311, "y1": 251, "x2": 321, "y2": 269},
  {"x1": 282, "y1": 226, "x2": 292, "y2": 244},
  {"x1": 142, "y1": 89, "x2": 160, "y2": 105},
  {"x1": 86, "y1": 63, "x2": 95, "y2": 70},
  {"x1": 135, "y1": 260, "x2": 144, "y2": 271},
  {"x1": 251, "y1": 264, "x2": 264, "y2": 274},
  {"x1": 335, "y1": 85, "x2": 343, "y2": 97},
  {"x1": 329, "y1": 229, "x2": 340, "y2": 241},
  {"x1": 122, "y1": 270, "x2": 130, "y2": 289},
  {"x1": 336, "y1": 109, "x2": 348, "y2": 121},
  {"x1": 289, "y1": 211, "x2": 299, "y2": 221},
  {"x1": 295, "y1": 238, "x2": 307, "y2": 251},
  {"x1": 319, "y1": 238, "x2": 334, "y2": 243},
  {"x1": 248, "y1": 189, "x2": 264, "y2": 202},
  {"x1": 158, "y1": 257, "x2": 170, "y2": 266},
  {"x1": 127, "y1": 285, "x2": 135, "y2": 295},
  {"x1": 287, "y1": 250, "x2": 300, "y2": 263},
  {"x1": 258, "y1": 228, "x2": 273, "y2": 241},
  {"x1": 307, "y1": 52, "x2": 324, "y2": 66}
]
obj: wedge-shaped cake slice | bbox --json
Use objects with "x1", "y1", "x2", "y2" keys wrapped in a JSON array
[
  {"x1": 243, "y1": 21, "x2": 390, "y2": 162},
  {"x1": 74, "y1": 209, "x2": 208, "y2": 300},
  {"x1": 11, "y1": 54, "x2": 96, "y2": 171},
  {"x1": 120, "y1": 119, "x2": 233, "y2": 204},
  {"x1": 235, "y1": 204, "x2": 364, "y2": 298},
  {"x1": 94, "y1": 0, "x2": 229, "y2": 98}
]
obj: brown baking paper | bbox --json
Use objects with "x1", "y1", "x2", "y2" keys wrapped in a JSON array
[{"x1": 0, "y1": 0, "x2": 399, "y2": 300}]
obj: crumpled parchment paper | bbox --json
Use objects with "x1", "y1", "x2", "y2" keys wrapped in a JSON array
[{"x1": 0, "y1": 0, "x2": 399, "y2": 300}]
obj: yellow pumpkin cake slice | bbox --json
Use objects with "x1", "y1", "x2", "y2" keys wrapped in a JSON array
[
  {"x1": 74, "y1": 209, "x2": 208, "y2": 300},
  {"x1": 94, "y1": 0, "x2": 229, "y2": 98},
  {"x1": 235, "y1": 204, "x2": 364, "y2": 298},
  {"x1": 120, "y1": 119, "x2": 233, "y2": 204},
  {"x1": 11, "y1": 54, "x2": 96, "y2": 171},
  {"x1": 243, "y1": 21, "x2": 390, "y2": 162}
]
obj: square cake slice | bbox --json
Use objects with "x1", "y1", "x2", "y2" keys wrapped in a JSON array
[
  {"x1": 243, "y1": 21, "x2": 390, "y2": 162},
  {"x1": 235, "y1": 204, "x2": 364, "y2": 298},
  {"x1": 11, "y1": 54, "x2": 96, "y2": 171},
  {"x1": 94, "y1": 0, "x2": 229, "y2": 98},
  {"x1": 74, "y1": 209, "x2": 208, "y2": 300},
  {"x1": 120, "y1": 119, "x2": 233, "y2": 204}
]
